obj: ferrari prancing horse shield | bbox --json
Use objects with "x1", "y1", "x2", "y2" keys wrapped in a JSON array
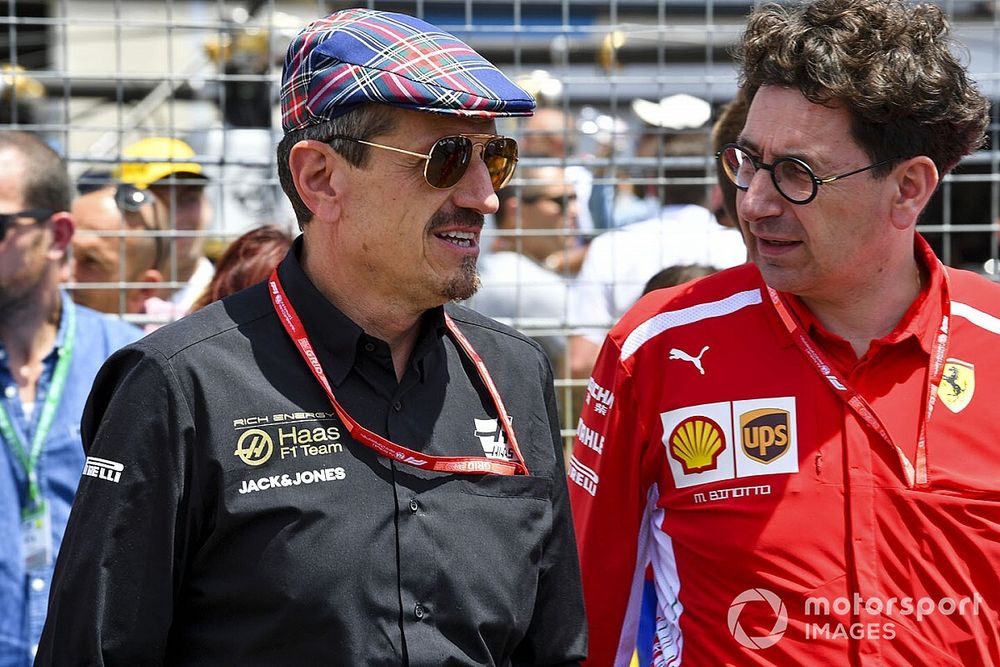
[{"x1": 937, "y1": 358, "x2": 974, "y2": 413}]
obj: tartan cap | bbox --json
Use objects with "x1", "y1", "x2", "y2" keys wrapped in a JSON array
[{"x1": 280, "y1": 8, "x2": 535, "y2": 133}]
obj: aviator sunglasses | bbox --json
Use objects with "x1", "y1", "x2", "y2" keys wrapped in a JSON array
[{"x1": 328, "y1": 133, "x2": 519, "y2": 191}]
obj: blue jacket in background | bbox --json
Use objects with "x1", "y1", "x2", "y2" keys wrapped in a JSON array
[{"x1": 0, "y1": 292, "x2": 141, "y2": 667}]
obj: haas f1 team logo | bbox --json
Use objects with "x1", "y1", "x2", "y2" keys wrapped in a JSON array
[
  {"x1": 234, "y1": 429, "x2": 274, "y2": 466},
  {"x1": 474, "y1": 417, "x2": 515, "y2": 461}
]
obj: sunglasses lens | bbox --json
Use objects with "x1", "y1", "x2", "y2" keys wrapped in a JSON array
[
  {"x1": 116, "y1": 185, "x2": 151, "y2": 212},
  {"x1": 484, "y1": 138, "x2": 518, "y2": 190},
  {"x1": 426, "y1": 136, "x2": 473, "y2": 189}
]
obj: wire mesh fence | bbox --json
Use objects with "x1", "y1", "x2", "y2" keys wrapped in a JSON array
[{"x1": 3, "y1": 0, "x2": 998, "y2": 447}]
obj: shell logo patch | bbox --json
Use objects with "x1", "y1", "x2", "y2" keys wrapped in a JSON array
[
  {"x1": 669, "y1": 416, "x2": 726, "y2": 473},
  {"x1": 938, "y1": 359, "x2": 974, "y2": 413},
  {"x1": 661, "y1": 401, "x2": 736, "y2": 489}
]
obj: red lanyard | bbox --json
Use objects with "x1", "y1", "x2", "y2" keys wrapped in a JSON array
[
  {"x1": 268, "y1": 270, "x2": 528, "y2": 476},
  {"x1": 766, "y1": 268, "x2": 950, "y2": 488}
]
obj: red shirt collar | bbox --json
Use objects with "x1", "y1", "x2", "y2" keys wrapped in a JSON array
[{"x1": 778, "y1": 234, "x2": 944, "y2": 369}]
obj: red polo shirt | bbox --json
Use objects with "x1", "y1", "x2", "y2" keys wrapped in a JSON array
[{"x1": 570, "y1": 235, "x2": 1000, "y2": 666}]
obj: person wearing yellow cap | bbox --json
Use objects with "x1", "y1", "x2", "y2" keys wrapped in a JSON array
[
  {"x1": 113, "y1": 137, "x2": 214, "y2": 318},
  {"x1": 70, "y1": 176, "x2": 169, "y2": 318}
]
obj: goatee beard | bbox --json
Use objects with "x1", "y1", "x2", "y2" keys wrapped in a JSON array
[
  {"x1": 428, "y1": 208, "x2": 484, "y2": 302},
  {"x1": 443, "y1": 256, "x2": 480, "y2": 301}
]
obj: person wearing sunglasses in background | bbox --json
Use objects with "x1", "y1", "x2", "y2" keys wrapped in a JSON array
[
  {"x1": 70, "y1": 173, "x2": 170, "y2": 322},
  {"x1": 464, "y1": 165, "x2": 580, "y2": 370},
  {"x1": 570, "y1": 0, "x2": 1000, "y2": 664},
  {"x1": 0, "y1": 132, "x2": 141, "y2": 667},
  {"x1": 37, "y1": 9, "x2": 586, "y2": 666}
]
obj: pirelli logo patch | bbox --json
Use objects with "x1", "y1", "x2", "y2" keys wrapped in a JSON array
[{"x1": 661, "y1": 397, "x2": 798, "y2": 489}]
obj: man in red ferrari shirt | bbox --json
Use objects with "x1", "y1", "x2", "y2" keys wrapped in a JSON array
[{"x1": 569, "y1": 0, "x2": 999, "y2": 664}]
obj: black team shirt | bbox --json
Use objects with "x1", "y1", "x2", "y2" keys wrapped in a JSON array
[{"x1": 37, "y1": 239, "x2": 587, "y2": 666}]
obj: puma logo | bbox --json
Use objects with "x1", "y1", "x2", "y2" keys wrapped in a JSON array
[{"x1": 669, "y1": 346, "x2": 710, "y2": 375}]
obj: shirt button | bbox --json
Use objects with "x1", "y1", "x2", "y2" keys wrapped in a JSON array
[
  {"x1": 4, "y1": 385, "x2": 15, "y2": 398},
  {"x1": 31, "y1": 578, "x2": 45, "y2": 592},
  {"x1": 392, "y1": 400, "x2": 402, "y2": 412},
  {"x1": 414, "y1": 603, "x2": 426, "y2": 620},
  {"x1": 364, "y1": 342, "x2": 375, "y2": 353},
  {"x1": 409, "y1": 499, "x2": 419, "y2": 513}
]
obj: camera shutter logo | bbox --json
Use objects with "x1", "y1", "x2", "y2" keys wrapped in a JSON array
[
  {"x1": 728, "y1": 588, "x2": 788, "y2": 650},
  {"x1": 234, "y1": 428, "x2": 274, "y2": 466}
]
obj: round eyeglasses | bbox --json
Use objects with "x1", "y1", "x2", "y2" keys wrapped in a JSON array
[
  {"x1": 328, "y1": 133, "x2": 519, "y2": 191},
  {"x1": 717, "y1": 143, "x2": 900, "y2": 205}
]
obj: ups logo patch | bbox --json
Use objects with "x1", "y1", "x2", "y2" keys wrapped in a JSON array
[{"x1": 739, "y1": 408, "x2": 790, "y2": 464}]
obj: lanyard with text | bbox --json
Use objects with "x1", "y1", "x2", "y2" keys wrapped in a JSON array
[
  {"x1": 766, "y1": 273, "x2": 950, "y2": 489},
  {"x1": 0, "y1": 301, "x2": 77, "y2": 508},
  {"x1": 268, "y1": 270, "x2": 528, "y2": 476}
]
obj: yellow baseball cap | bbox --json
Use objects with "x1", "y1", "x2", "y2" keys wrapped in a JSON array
[{"x1": 114, "y1": 137, "x2": 207, "y2": 189}]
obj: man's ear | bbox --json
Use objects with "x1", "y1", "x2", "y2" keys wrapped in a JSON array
[
  {"x1": 289, "y1": 140, "x2": 349, "y2": 223},
  {"x1": 47, "y1": 211, "x2": 74, "y2": 262},
  {"x1": 128, "y1": 269, "x2": 164, "y2": 314},
  {"x1": 889, "y1": 156, "x2": 938, "y2": 231}
]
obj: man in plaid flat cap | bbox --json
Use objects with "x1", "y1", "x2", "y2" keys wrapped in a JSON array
[{"x1": 38, "y1": 9, "x2": 587, "y2": 666}]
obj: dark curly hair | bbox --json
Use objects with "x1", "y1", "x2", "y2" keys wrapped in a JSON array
[{"x1": 736, "y1": 0, "x2": 989, "y2": 177}]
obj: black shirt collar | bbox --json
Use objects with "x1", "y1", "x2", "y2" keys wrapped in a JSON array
[{"x1": 276, "y1": 237, "x2": 447, "y2": 386}]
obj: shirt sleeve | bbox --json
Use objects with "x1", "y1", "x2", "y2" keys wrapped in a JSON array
[
  {"x1": 35, "y1": 346, "x2": 198, "y2": 667},
  {"x1": 568, "y1": 334, "x2": 649, "y2": 667},
  {"x1": 512, "y1": 357, "x2": 588, "y2": 666}
]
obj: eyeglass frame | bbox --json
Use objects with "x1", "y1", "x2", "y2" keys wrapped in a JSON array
[
  {"x1": 520, "y1": 192, "x2": 578, "y2": 215},
  {"x1": 114, "y1": 184, "x2": 155, "y2": 213},
  {"x1": 114, "y1": 184, "x2": 168, "y2": 272},
  {"x1": 326, "y1": 133, "x2": 519, "y2": 191},
  {"x1": 0, "y1": 208, "x2": 55, "y2": 241},
  {"x1": 716, "y1": 143, "x2": 902, "y2": 205}
]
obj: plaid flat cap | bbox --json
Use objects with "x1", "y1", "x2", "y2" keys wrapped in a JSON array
[{"x1": 280, "y1": 8, "x2": 535, "y2": 133}]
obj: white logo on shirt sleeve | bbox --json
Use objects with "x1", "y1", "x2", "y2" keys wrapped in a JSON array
[{"x1": 83, "y1": 456, "x2": 124, "y2": 483}]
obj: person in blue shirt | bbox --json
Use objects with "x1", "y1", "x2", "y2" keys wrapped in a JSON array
[{"x1": 0, "y1": 130, "x2": 142, "y2": 667}]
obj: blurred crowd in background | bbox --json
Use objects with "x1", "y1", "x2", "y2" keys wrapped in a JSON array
[{"x1": 2, "y1": 0, "x2": 999, "y2": 446}]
